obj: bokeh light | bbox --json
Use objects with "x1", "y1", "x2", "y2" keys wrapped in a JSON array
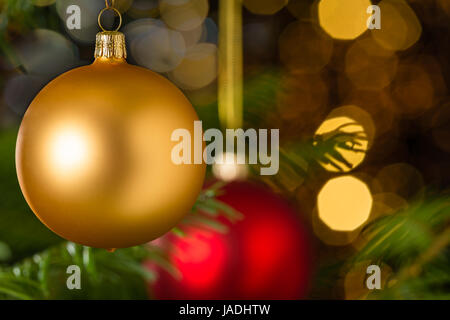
[
  {"x1": 279, "y1": 21, "x2": 333, "y2": 73},
  {"x1": 371, "y1": 0, "x2": 422, "y2": 51},
  {"x1": 318, "y1": 176, "x2": 373, "y2": 231},
  {"x1": 342, "y1": 90, "x2": 397, "y2": 136},
  {"x1": 180, "y1": 23, "x2": 204, "y2": 48},
  {"x1": 345, "y1": 37, "x2": 398, "y2": 91},
  {"x1": 212, "y1": 152, "x2": 248, "y2": 182},
  {"x1": 372, "y1": 163, "x2": 424, "y2": 200},
  {"x1": 160, "y1": 0, "x2": 209, "y2": 31},
  {"x1": 318, "y1": 0, "x2": 372, "y2": 40},
  {"x1": 127, "y1": 0, "x2": 159, "y2": 19},
  {"x1": 391, "y1": 63, "x2": 434, "y2": 117},
  {"x1": 312, "y1": 207, "x2": 361, "y2": 246},
  {"x1": 15, "y1": 29, "x2": 77, "y2": 78},
  {"x1": 3, "y1": 74, "x2": 47, "y2": 115},
  {"x1": 314, "y1": 105, "x2": 374, "y2": 172},
  {"x1": 168, "y1": 42, "x2": 217, "y2": 90},
  {"x1": 327, "y1": 105, "x2": 376, "y2": 146},
  {"x1": 124, "y1": 19, "x2": 186, "y2": 73},
  {"x1": 56, "y1": 0, "x2": 106, "y2": 44},
  {"x1": 243, "y1": 0, "x2": 288, "y2": 15}
]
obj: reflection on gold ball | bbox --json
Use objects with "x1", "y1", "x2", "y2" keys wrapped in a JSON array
[{"x1": 16, "y1": 59, "x2": 206, "y2": 249}]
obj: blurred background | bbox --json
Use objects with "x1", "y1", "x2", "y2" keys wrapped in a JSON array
[{"x1": 0, "y1": 0, "x2": 449, "y2": 300}]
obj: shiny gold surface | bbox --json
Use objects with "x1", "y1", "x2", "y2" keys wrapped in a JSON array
[
  {"x1": 95, "y1": 31, "x2": 127, "y2": 59},
  {"x1": 16, "y1": 57, "x2": 206, "y2": 249}
]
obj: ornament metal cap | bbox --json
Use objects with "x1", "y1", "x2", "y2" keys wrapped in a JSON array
[{"x1": 94, "y1": 31, "x2": 127, "y2": 60}]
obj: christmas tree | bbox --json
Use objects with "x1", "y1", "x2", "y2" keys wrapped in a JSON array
[{"x1": 0, "y1": 0, "x2": 449, "y2": 300}]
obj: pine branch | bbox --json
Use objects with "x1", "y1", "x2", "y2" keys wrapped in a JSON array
[
  {"x1": 396, "y1": 226, "x2": 450, "y2": 282},
  {"x1": 0, "y1": 177, "x2": 240, "y2": 300},
  {"x1": 352, "y1": 195, "x2": 450, "y2": 299},
  {"x1": 257, "y1": 128, "x2": 366, "y2": 193}
]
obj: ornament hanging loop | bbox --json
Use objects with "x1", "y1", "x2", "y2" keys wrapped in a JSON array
[
  {"x1": 98, "y1": 6, "x2": 122, "y2": 32},
  {"x1": 105, "y1": 0, "x2": 115, "y2": 8},
  {"x1": 95, "y1": 0, "x2": 126, "y2": 60}
]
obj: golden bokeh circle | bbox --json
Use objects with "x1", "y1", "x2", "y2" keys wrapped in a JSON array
[
  {"x1": 342, "y1": 90, "x2": 397, "y2": 136},
  {"x1": 371, "y1": 0, "x2": 422, "y2": 51},
  {"x1": 373, "y1": 163, "x2": 424, "y2": 200},
  {"x1": 314, "y1": 105, "x2": 375, "y2": 172},
  {"x1": 243, "y1": 0, "x2": 289, "y2": 15},
  {"x1": 160, "y1": 0, "x2": 209, "y2": 31},
  {"x1": 345, "y1": 37, "x2": 398, "y2": 91},
  {"x1": 317, "y1": 176, "x2": 373, "y2": 232},
  {"x1": 312, "y1": 207, "x2": 361, "y2": 246},
  {"x1": 169, "y1": 42, "x2": 217, "y2": 90},
  {"x1": 318, "y1": 0, "x2": 372, "y2": 40}
]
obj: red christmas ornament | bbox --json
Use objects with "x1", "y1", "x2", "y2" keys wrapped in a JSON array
[{"x1": 147, "y1": 181, "x2": 313, "y2": 299}]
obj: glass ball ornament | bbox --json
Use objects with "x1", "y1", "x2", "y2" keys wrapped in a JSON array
[
  {"x1": 148, "y1": 181, "x2": 313, "y2": 299},
  {"x1": 15, "y1": 31, "x2": 206, "y2": 249}
]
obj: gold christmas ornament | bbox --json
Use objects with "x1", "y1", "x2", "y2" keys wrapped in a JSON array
[{"x1": 15, "y1": 4, "x2": 206, "y2": 249}]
